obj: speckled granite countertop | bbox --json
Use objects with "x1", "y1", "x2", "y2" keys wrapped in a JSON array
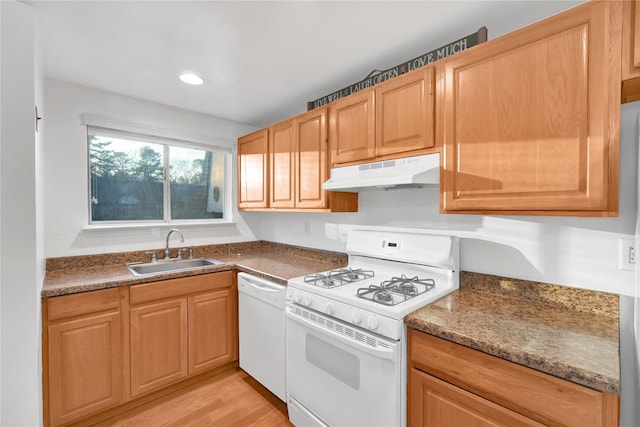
[
  {"x1": 44, "y1": 247, "x2": 620, "y2": 395},
  {"x1": 406, "y1": 272, "x2": 620, "y2": 394},
  {"x1": 42, "y1": 241, "x2": 347, "y2": 298}
]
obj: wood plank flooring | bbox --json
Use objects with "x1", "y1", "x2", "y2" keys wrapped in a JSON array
[{"x1": 91, "y1": 368, "x2": 293, "y2": 427}]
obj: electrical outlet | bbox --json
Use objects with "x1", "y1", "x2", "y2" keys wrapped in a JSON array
[
  {"x1": 303, "y1": 221, "x2": 311, "y2": 237},
  {"x1": 619, "y1": 238, "x2": 636, "y2": 271}
]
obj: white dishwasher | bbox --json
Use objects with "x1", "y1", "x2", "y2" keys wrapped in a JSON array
[{"x1": 238, "y1": 272, "x2": 287, "y2": 401}]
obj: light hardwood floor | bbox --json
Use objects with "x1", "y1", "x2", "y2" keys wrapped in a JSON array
[{"x1": 91, "y1": 368, "x2": 293, "y2": 427}]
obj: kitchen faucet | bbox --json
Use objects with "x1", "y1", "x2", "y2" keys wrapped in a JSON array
[{"x1": 165, "y1": 228, "x2": 184, "y2": 259}]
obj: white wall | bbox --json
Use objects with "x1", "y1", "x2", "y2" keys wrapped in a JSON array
[
  {"x1": 43, "y1": 79, "x2": 259, "y2": 257},
  {"x1": 0, "y1": 1, "x2": 44, "y2": 425},
  {"x1": 243, "y1": 104, "x2": 639, "y2": 297}
]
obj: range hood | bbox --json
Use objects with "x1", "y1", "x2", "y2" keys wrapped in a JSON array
[{"x1": 323, "y1": 153, "x2": 440, "y2": 192}]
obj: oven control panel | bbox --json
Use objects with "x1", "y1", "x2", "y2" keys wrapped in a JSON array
[{"x1": 285, "y1": 288, "x2": 403, "y2": 341}]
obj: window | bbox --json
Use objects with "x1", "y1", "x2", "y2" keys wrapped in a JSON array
[{"x1": 88, "y1": 126, "x2": 229, "y2": 224}]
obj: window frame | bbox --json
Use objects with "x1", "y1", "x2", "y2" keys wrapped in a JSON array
[{"x1": 86, "y1": 125, "x2": 233, "y2": 227}]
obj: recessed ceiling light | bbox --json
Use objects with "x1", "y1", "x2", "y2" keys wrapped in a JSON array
[{"x1": 179, "y1": 73, "x2": 204, "y2": 85}]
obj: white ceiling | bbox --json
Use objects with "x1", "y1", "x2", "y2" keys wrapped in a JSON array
[{"x1": 29, "y1": 0, "x2": 584, "y2": 128}]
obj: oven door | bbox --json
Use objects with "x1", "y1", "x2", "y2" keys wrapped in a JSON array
[{"x1": 285, "y1": 303, "x2": 403, "y2": 427}]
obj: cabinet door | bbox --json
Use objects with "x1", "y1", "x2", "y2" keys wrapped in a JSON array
[
  {"x1": 48, "y1": 311, "x2": 122, "y2": 426},
  {"x1": 269, "y1": 120, "x2": 295, "y2": 208},
  {"x1": 295, "y1": 107, "x2": 328, "y2": 209},
  {"x1": 409, "y1": 368, "x2": 544, "y2": 427},
  {"x1": 623, "y1": 0, "x2": 640, "y2": 79},
  {"x1": 375, "y1": 67, "x2": 435, "y2": 157},
  {"x1": 329, "y1": 89, "x2": 375, "y2": 166},
  {"x1": 130, "y1": 298, "x2": 188, "y2": 397},
  {"x1": 622, "y1": 0, "x2": 640, "y2": 102},
  {"x1": 238, "y1": 129, "x2": 269, "y2": 209},
  {"x1": 441, "y1": 2, "x2": 620, "y2": 215},
  {"x1": 188, "y1": 288, "x2": 237, "y2": 374}
]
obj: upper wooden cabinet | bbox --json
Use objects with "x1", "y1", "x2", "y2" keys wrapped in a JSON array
[
  {"x1": 238, "y1": 108, "x2": 358, "y2": 212},
  {"x1": 622, "y1": 0, "x2": 640, "y2": 103},
  {"x1": 329, "y1": 89, "x2": 375, "y2": 165},
  {"x1": 329, "y1": 67, "x2": 436, "y2": 167},
  {"x1": 269, "y1": 120, "x2": 295, "y2": 208},
  {"x1": 440, "y1": 1, "x2": 621, "y2": 215},
  {"x1": 295, "y1": 108, "x2": 331, "y2": 209},
  {"x1": 240, "y1": 1, "x2": 623, "y2": 217},
  {"x1": 269, "y1": 108, "x2": 329, "y2": 209},
  {"x1": 238, "y1": 129, "x2": 269, "y2": 209},
  {"x1": 375, "y1": 67, "x2": 436, "y2": 157}
]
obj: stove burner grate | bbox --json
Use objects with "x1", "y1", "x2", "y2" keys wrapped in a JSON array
[
  {"x1": 304, "y1": 268, "x2": 374, "y2": 288},
  {"x1": 357, "y1": 274, "x2": 436, "y2": 306}
]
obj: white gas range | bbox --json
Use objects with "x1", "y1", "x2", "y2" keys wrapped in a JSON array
[{"x1": 284, "y1": 229, "x2": 459, "y2": 427}]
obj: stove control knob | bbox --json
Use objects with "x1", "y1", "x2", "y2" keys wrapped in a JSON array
[
  {"x1": 352, "y1": 311, "x2": 362, "y2": 324},
  {"x1": 367, "y1": 316, "x2": 379, "y2": 330},
  {"x1": 302, "y1": 295, "x2": 312, "y2": 307},
  {"x1": 324, "y1": 303, "x2": 334, "y2": 315},
  {"x1": 292, "y1": 292, "x2": 301, "y2": 304}
]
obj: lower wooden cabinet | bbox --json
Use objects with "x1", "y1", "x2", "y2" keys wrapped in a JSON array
[
  {"x1": 410, "y1": 369, "x2": 544, "y2": 427},
  {"x1": 408, "y1": 329, "x2": 619, "y2": 427},
  {"x1": 45, "y1": 289, "x2": 123, "y2": 427},
  {"x1": 188, "y1": 289, "x2": 236, "y2": 374},
  {"x1": 128, "y1": 271, "x2": 237, "y2": 398},
  {"x1": 43, "y1": 271, "x2": 237, "y2": 426},
  {"x1": 130, "y1": 298, "x2": 188, "y2": 397}
]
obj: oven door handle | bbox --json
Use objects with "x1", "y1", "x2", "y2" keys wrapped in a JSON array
[{"x1": 285, "y1": 306, "x2": 398, "y2": 362}]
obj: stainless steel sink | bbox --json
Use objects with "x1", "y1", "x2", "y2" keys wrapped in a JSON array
[{"x1": 126, "y1": 257, "x2": 224, "y2": 276}]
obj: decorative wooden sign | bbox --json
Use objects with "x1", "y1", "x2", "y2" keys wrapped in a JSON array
[{"x1": 307, "y1": 27, "x2": 488, "y2": 110}]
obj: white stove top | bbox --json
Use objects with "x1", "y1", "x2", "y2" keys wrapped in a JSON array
[
  {"x1": 286, "y1": 230, "x2": 460, "y2": 340},
  {"x1": 288, "y1": 258, "x2": 457, "y2": 320}
]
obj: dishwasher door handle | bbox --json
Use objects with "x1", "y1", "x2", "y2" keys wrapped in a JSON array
[{"x1": 240, "y1": 277, "x2": 284, "y2": 293}]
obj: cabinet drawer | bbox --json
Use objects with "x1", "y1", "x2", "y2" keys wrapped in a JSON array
[
  {"x1": 129, "y1": 271, "x2": 234, "y2": 305},
  {"x1": 409, "y1": 330, "x2": 616, "y2": 427},
  {"x1": 410, "y1": 368, "x2": 544, "y2": 427},
  {"x1": 47, "y1": 287, "x2": 120, "y2": 321}
]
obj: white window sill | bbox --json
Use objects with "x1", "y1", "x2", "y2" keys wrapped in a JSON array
[{"x1": 82, "y1": 221, "x2": 236, "y2": 232}]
